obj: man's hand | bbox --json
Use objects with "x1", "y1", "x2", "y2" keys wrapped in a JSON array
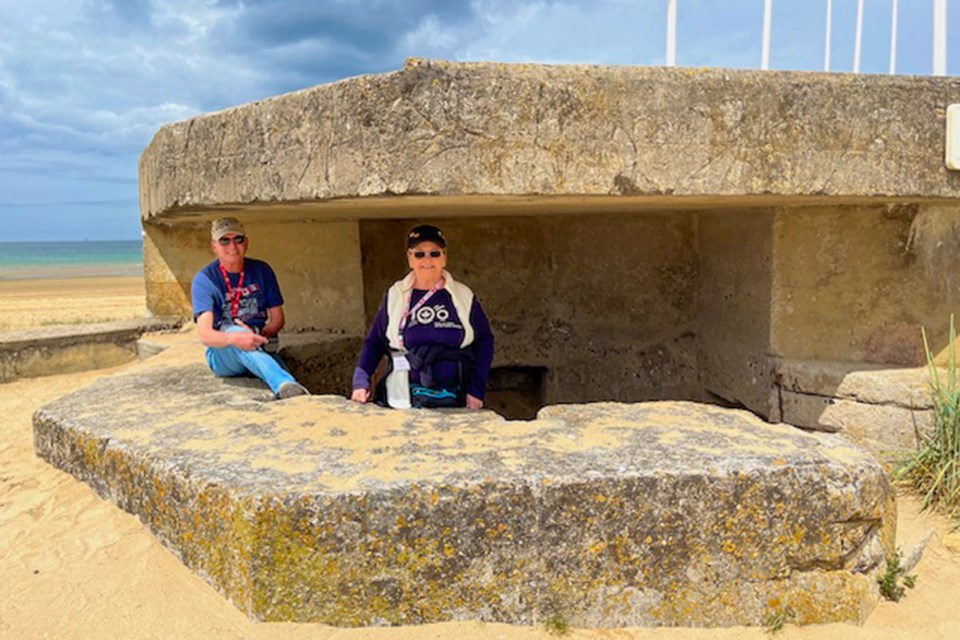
[
  {"x1": 351, "y1": 388, "x2": 372, "y2": 404},
  {"x1": 231, "y1": 320, "x2": 268, "y2": 350},
  {"x1": 466, "y1": 394, "x2": 483, "y2": 410}
]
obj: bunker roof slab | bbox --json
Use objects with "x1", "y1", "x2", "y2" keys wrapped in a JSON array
[{"x1": 140, "y1": 58, "x2": 960, "y2": 222}]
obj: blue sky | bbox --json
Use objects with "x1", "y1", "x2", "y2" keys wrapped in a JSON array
[{"x1": 1, "y1": 0, "x2": 958, "y2": 241}]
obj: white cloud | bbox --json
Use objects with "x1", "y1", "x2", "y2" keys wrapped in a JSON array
[
  {"x1": 460, "y1": 0, "x2": 669, "y2": 66},
  {"x1": 402, "y1": 15, "x2": 461, "y2": 51}
]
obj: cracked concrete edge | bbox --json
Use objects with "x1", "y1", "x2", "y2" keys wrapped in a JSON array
[
  {"x1": 775, "y1": 359, "x2": 933, "y2": 410},
  {"x1": 779, "y1": 390, "x2": 932, "y2": 455}
]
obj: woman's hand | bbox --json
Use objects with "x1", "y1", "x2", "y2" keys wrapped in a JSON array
[
  {"x1": 466, "y1": 394, "x2": 483, "y2": 410},
  {"x1": 351, "y1": 388, "x2": 371, "y2": 404}
]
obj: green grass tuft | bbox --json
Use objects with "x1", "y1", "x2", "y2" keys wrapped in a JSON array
[
  {"x1": 878, "y1": 548, "x2": 917, "y2": 602},
  {"x1": 764, "y1": 606, "x2": 795, "y2": 635},
  {"x1": 543, "y1": 613, "x2": 571, "y2": 636},
  {"x1": 895, "y1": 315, "x2": 960, "y2": 524}
]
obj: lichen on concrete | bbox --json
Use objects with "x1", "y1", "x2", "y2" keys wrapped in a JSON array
[{"x1": 33, "y1": 342, "x2": 894, "y2": 627}]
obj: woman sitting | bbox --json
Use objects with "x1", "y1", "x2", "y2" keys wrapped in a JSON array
[{"x1": 350, "y1": 224, "x2": 494, "y2": 409}]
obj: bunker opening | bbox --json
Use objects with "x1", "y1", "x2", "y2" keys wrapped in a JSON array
[{"x1": 145, "y1": 200, "x2": 954, "y2": 428}]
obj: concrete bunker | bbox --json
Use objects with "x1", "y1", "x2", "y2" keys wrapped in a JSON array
[
  {"x1": 139, "y1": 58, "x2": 960, "y2": 449},
  {"x1": 30, "y1": 58, "x2": 958, "y2": 627}
]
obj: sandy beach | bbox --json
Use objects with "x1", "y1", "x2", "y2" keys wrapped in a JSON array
[
  {"x1": 2, "y1": 277, "x2": 960, "y2": 639},
  {"x1": 0, "y1": 276, "x2": 147, "y2": 332}
]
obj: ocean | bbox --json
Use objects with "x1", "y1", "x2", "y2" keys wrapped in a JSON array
[{"x1": 0, "y1": 240, "x2": 144, "y2": 281}]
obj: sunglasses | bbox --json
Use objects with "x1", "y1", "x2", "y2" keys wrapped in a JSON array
[
  {"x1": 410, "y1": 250, "x2": 443, "y2": 259},
  {"x1": 218, "y1": 235, "x2": 246, "y2": 246}
]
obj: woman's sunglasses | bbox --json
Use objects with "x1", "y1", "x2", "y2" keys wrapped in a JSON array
[
  {"x1": 218, "y1": 235, "x2": 246, "y2": 246},
  {"x1": 410, "y1": 250, "x2": 443, "y2": 259}
]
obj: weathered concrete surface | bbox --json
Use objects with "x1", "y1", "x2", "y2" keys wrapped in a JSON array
[
  {"x1": 776, "y1": 359, "x2": 934, "y2": 454},
  {"x1": 0, "y1": 318, "x2": 181, "y2": 383},
  {"x1": 697, "y1": 209, "x2": 775, "y2": 414},
  {"x1": 771, "y1": 205, "x2": 959, "y2": 367},
  {"x1": 34, "y1": 343, "x2": 894, "y2": 627},
  {"x1": 778, "y1": 360, "x2": 932, "y2": 409},
  {"x1": 140, "y1": 59, "x2": 960, "y2": 220}
]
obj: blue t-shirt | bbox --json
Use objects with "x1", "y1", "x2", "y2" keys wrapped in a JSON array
[{"x1": 191, "y1": 258, "x2": 283, "y2": 331}]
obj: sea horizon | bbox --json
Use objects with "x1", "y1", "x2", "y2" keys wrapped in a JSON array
[{"x1": 0, "y1": 239, "x2": 144, "y2": 281}]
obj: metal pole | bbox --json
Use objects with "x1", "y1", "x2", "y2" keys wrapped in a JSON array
[
  {"x1": 667, "y1": 0, "x2": 677, "y2": 66},
  {"x1": 824, "y1": 0, "x2": 833, "y2": 71},
  {"x1": 934, "y1": 0, "x2": 947, "y2": 75},
  {"x1": 762, "y1": 0, "x2": 773, "y2": 70},
  {"x1": 854, "y1": 0, "x2": 864, "y2": 72},
  {"x1": 890, "y1": 0, "x2": 899, "y2": 74}
]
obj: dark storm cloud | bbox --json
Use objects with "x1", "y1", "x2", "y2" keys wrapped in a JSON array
[
  {"x1": 206, "y1": 0, "x2": 479, "y2": 91},
  {"x1": 212, "y1": 0, "x2": 474, "y2": 44}
]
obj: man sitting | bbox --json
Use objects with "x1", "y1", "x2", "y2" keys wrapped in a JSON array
[{"x1": 191, "y1": 217, "x2": 309, "y2": 399}]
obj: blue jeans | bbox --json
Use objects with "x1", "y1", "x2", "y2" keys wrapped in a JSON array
[{"x1": 206, "y1": 325, "x2": 295, "y2": 395}]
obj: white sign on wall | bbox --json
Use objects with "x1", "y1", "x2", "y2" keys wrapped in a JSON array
[{"x1": 947, "y1": 104, "x2": 960, "y2": 170}]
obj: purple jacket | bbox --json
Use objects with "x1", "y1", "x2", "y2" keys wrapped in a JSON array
[{"x1": 353, "y1": 285, "x2": 494, "y2": 399}]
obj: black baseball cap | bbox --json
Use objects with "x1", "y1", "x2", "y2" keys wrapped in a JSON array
[{"x1": 407, "y1": 224, "x2": 446, "y2": 249}]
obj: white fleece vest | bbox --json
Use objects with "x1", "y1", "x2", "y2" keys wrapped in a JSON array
[{"x1": 383, "y1": 270, "x2": 475, "y2": 409}]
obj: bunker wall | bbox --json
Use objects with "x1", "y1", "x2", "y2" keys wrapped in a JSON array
[
  {"x1": 143, "y1": 202, "x2": 960, "y2": 422},
  {"x1": 771, "y1": 204, "x2": 960, "y2": 366},
  {"x1": 697, "y1": 210, "x2": 775, "y2": 417}
]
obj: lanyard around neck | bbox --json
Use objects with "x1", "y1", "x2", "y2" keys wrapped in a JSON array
[
  {"x1": 218, "y1": 263, "x2": 245, "y2": 320},
  {"x1": 397, "y1": 277, "x2": 445, "y2": 349}
]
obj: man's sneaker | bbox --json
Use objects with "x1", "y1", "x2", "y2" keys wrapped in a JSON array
[{"x1": 278, "y1": 382, "x2": 310, "y2": 399}]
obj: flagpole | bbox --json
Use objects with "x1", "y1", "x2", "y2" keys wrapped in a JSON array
[
  {"x1": 889, "y1": 0, "x2": 899, "y2": 74},
  {"x1": 934, "y1": 0, "x2": 947, "y2": 75},
  {"x1": 667, "y1": 0, "x2": 677, "y2": 66},
  {"x1": 824, "y1": 0, "x2": 833, "y2": 71},
  {"x1": 854, "y1": 0, "x2": 864, "y2": 72},
  {"x1": 762, "y1": 0, "x2": 772, "y2": 70}
]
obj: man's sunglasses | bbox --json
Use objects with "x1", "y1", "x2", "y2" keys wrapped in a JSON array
[
  {"x1": 218, "y1": 235, "x2": 246, "y2": 246},
  {"x1": 410, "y1": 250, "x2": 443, "y2": 259}
]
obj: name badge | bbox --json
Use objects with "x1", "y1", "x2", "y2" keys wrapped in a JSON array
[{"x1": 392, "y1": 355, "x2": 411, "y2": 372}]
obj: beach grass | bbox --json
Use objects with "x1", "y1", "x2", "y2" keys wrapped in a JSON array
[{"x1": 896, "y1": 316, "x2": 960, "y2": 524}]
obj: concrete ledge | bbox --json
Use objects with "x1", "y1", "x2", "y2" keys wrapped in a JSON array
[
  {"x1": 33, "y1": 348, "x2": 894, "y2": 627},
  {"x1": 0, "y1": 318, "x2": 182, "y2": 383},
  {"x1": 777, "y1": 359, "x2": 934, "y2": 455}
]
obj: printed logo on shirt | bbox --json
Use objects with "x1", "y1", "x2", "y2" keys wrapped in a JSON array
[
  {"x1": 220, "y1": 284, "x2": 265, "y2": 323},
  {"x1": 412, "y1": 303, "x2": 462, "y2": 330},
  {"x1": 236, "y1": 284, "x2": 261, "y2": 297}
]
